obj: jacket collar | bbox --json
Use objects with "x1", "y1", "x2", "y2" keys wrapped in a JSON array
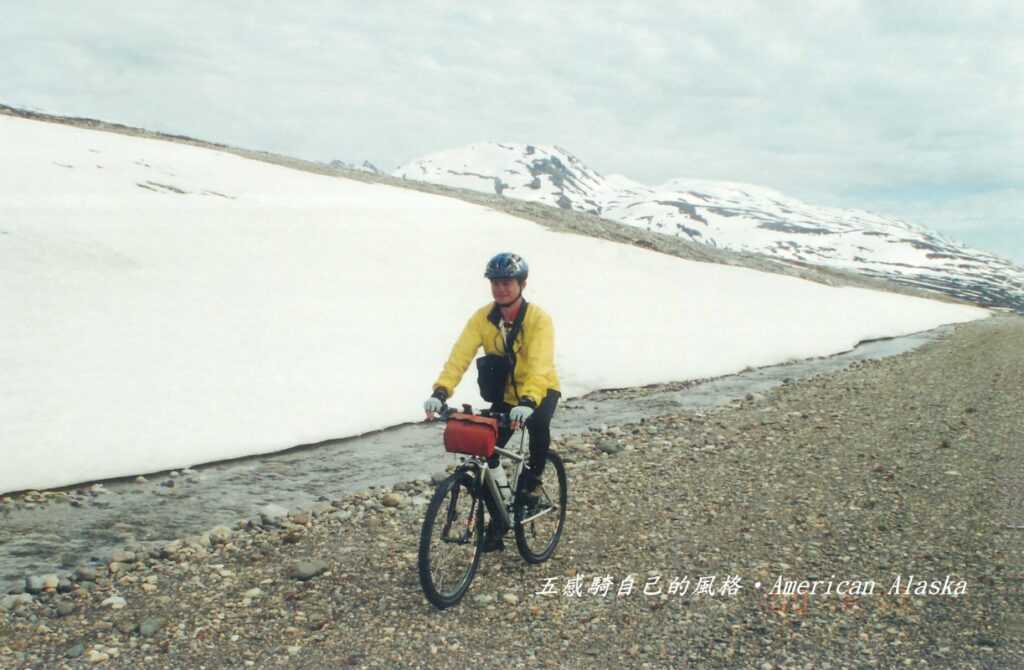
[{"x1": 487, "y1": 298, "x2": 528, "y2": 327}]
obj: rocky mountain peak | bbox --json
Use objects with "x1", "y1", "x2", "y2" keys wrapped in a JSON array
[{"x1": 394, "y1": 143, "x2": 1024, "y2": 313}]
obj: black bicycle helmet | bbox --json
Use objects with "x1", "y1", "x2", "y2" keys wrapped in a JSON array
[{"x1": 484, "y1": 252, "x2": 529, "y2": 281}]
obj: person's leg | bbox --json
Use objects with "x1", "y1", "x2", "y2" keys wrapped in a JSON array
[
  {"x1": 521, "y1": 389, "x2": 560, "y2": 491},
  {"x1": 482, "y1": 401, "x2": 514, "y2": 550}
]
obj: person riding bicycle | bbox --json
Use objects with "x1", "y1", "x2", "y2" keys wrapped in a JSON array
[{"x1": 424, "y1": 252, "x2": 561, "y2": 552}]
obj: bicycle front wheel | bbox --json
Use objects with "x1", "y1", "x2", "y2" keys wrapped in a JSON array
[
  {"x1": 513, "y1": 450, "x2": 567, "y2": 564},
  {"x1": 418, "y1": 470, "x2": 484, "y2": 609}
]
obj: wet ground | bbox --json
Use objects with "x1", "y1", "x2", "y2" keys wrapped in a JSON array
[{"x1": 0, "y1": 327, "x2": 949, "y2": 593}]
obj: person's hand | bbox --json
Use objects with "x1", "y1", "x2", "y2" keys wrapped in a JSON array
[
  {"x1": 510, "y1": 405, "x2": 534, "y2": 430},
  {"x1": 424, "y1": 397, "x2": 444, "y2": 420}
]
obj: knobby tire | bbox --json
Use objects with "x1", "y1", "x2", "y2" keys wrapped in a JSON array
[
  {"x1": 417, "y1": 470, "x2": 484, "y2": 609},
  {"x1": 513, "y1": 450, "x2": 567, "y2": 564}
]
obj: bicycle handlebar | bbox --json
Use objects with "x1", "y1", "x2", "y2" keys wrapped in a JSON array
[{"x1": 435, "y1": 403, "x2": 512, "y2": 428}]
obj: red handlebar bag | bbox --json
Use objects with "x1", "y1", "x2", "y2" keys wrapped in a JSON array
[{"x1": 444, "y1": 413, "x2": 499, "y2": 458}]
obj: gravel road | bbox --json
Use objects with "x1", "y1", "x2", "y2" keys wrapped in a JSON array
[{"x1": 2, "y1": 314, "x2": 1022, "y2": 669}]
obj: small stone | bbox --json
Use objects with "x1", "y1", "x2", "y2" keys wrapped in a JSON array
[
  {"x1": 111, "y1": 550, "x2": 136, "y2": 563},
  {"x1": 1, "y1": 594, "x2": 34, "y2": 610},
  {"x1": 135, "y1": 475, "x2": 147, "y2": 483},
  {"x1": 208, "y1": 526, "x2": 233, "y2": 545},
  {"x1": 502, "y1": 593, "x2": 519, "y2": 605},
  {"x1": 75, "y1": 566, "x2": 98, "y2": 581},
  {"x1": 160, "y1": 540, "x2": 183, "y2": 557},
  {"x1": 287, "y1": 646, "x2": 301, "y2": 655},
  {"x1": 25, "y1": 575, "x2": 45, "y2": 594},
  {"x1": 185, "y1": 534, "x2": 211, "y2": 549},
  {"x1": 382, "y1": 493, "x2": 405, "y2": 508},
  {"x1": 55, "y1": 599, "x2": 76, "y2": 617},
  {"x1": 116, "y1": 619, "x2": 137, "y2": 634},
  {"x1": 281, "y1": 529, "x2": 304, "y2": 544},
  {"x1": 308, "y1": 501, "x2": 334, "y2": 517},
  {"x1": 86, "y1": 649, "x2": 110, "y2": 663},
  {"x1": 289, "y1": 560, "x2": 329, "y2": 581},
  {"x1": 139, "y1": 617, "x2": 165, "y2": 637},
  {"x1": 102, "y1": 595, "x2": 127, "y2": 609},
  {"x1": 58, "y1": 577, "x2": 74, "y2": 593},
  {"x1": 259, "y1": 504, "x2": 289, "y2": 527},
  {"x1": 244, "y1": 588, "x2": 263, "y2": 599},
  {"x1": 596, "y1": 439, "x2": 622, "y2": 454},
  {"x1": 108, "y1": 562, "x2": 127, "y2": 574},
  {"x1": 66, "y1": 642, "x2": 86, "y2": 658}
]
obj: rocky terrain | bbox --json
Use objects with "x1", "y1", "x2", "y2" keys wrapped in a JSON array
[{"x1": 2, "y1": 314, "x2": 1021, "y2": 669}]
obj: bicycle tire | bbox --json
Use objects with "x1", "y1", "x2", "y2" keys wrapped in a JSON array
[
  {"x1": 417, "y1": 469, "x2": 484, "y2": 609},
  {"x1": 513, "y1": 450, "x2": 567, "y2": 564}
]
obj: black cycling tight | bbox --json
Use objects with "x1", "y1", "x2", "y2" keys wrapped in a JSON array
[{"x1": 493, "y1": 388, "x2": 560, "y2": 490}]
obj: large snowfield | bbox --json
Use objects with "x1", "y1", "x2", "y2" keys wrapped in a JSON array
[{"x1": 0, "y1": 115, "x2": 989, "y2": 495}]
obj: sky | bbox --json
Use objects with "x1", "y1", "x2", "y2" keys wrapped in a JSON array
[
  {"x1": 0, "y1": 113, "x2": 987, "y2": 494},
  {"x1": 2, "y1": 2, "x2": 1022, "y2": 263}
]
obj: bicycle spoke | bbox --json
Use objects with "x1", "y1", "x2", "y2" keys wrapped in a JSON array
[
  {"x1": 514, "y1": 451, "x2": 567, "y2": 564},
  {"x1": 419, "y1": 472, "x2": 484, "y2": 608}
]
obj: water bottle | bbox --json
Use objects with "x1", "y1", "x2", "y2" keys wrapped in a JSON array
[{"x1": 488, "y1": 457, "x2": 511, "y2": 504}]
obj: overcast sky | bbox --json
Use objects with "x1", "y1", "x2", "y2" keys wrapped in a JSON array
[{"x1": 3, "y1": 2, "x2": 1022, "y2": 263}]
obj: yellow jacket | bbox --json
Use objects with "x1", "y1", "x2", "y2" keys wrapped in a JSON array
[{"x1": 433, "y1": 301, "x2": 560, "y2": 406}]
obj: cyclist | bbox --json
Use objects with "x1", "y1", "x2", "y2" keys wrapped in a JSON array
[{"x1": 424, "y1": 252, "x2": 561, "y2": 552}]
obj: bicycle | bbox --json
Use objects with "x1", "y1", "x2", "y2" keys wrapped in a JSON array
[{"x1": 417, "y1": 404, "x2": 567, "y2": 609}]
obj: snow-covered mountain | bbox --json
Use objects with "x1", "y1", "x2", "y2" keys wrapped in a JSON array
[{"x1": 395, "y1": 144, "x2": 1024, "y2": 313}]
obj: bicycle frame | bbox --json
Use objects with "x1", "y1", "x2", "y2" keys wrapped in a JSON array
[{"x1": 453, "y1": 430, "x2": 528, "y2": 530}]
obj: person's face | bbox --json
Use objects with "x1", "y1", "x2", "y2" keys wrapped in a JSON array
[{"x1": 490, "y1": 278, "x2": 524, "y2": 305}]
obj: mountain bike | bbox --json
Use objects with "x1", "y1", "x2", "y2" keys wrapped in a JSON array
[{"x1": 417, "y1": 404, "x2": 567, "y2": 609}]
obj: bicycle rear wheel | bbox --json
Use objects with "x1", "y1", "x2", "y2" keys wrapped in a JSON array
[
  {"x1": 513, "y1": 451, "x2": 567, "y2": 564},
  {"x1": 418, "y1": 470, "x2": 484, "y2": 609}
]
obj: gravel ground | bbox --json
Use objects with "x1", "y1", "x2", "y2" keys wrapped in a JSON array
[{"x1": 2, "y1": 314, "x2": 1022, "y2": 669}]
